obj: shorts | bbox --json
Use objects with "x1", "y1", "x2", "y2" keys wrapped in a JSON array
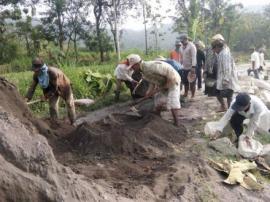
[
  {"x1": 181, "y1": 69, "x2": 190, "y2": 85},
  {"x1": 167, "y1": 84, "x2": 181, "y2": 110}
]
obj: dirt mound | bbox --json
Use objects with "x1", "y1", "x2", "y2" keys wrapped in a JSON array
[
  {"x1": 0, "y1": 77, "x2": 55, "y2": 138},
  {"x1": 0, "y1": 77, "x2": 128, "y2": 202},
  {"x1": 68, "y1": 113, "x2": 188, "y2": 158}
]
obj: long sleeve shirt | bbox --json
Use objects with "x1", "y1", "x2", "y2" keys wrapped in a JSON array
[
  {"x1": 26, "y1": 67, "x2": 72, "y2": 100},
  {"x1": 251, "y1": 51, "x2": 260, "y2": 69},
  {"x1": 259, "y1": 53, "x2": 265, "y2": 67},
  {"x1": 114, "y1": 64, "x2": 134, "y2": 82},
  {"x1": 180, "y1": 42, "x2": 197, "y2": 70},
  {"x1": 218, "y1": 95, "x2": 268, "y2": 137},
  {"x1": 141, "y1": 61, "x2": 181, "y2": 88},
  {"x1": 216, "y1": 46, "x2": 239, "y2": 91}
]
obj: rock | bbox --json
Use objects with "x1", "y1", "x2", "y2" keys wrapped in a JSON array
[{"x1": 208, "y1": 137, "x2": 238, "y2": 156}]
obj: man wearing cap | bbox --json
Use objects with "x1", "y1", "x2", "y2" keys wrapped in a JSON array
[
  {"x1": 25, "y1": 57, "x2": 76, "y2": 124},
  {"x1": 217, "y1": 92, "x2": 268, "y2": 144},
  {"x1": 128, "y1": 54, "x2": 181, "y2": 126},
  {"x1": 114, "y1": 54, "x2": 141, "y2": 101},
  {"x1": 170, "y1": 41, "x2": 182, "y2": 64},
  {"x1": 211, "y1": 34, "x2": 239, "y2": 112},
  {"x1": 179, "y1": 34, "x2": 197, "y2": 99}
]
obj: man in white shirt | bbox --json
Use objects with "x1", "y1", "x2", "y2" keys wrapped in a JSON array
[
  {"x1": 217, "y1": 92, "x2": 268, "y2": 144},
  {"x1": 114, "y1": 54, "x2": 141, "y2": 101},
  {"x1": 259, "y1": 49, "x2": 266, "y2": 72},
  {"x1": 248, "y1": 48, "x2": 260, "y2": 79}
]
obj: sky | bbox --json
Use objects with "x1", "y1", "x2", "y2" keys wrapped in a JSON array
[
  {"x1": 122, "y1": 0, "x2": 270, "y2": 30},
  {"x1": 232, "y1": 0, "x2": 269, "y2": 6}
]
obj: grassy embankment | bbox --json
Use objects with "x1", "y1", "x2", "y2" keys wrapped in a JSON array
[{"x1": 3, "y1": 64, "x2": 131, "y2": 117}]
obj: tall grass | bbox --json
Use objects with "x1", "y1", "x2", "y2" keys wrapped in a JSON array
[{"x1": 2, "y1": 64, "x2": 130, "y2": 116}]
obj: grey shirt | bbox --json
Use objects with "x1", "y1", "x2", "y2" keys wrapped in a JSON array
[{"x1": 180, "y1": 41, "x2": 197, "y2": 70}]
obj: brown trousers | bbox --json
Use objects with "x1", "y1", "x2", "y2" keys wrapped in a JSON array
[{"x1": 49, "y1": 91, "x2": 76, "y2": 124}]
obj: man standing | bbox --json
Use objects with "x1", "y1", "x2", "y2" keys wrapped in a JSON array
[
  {"x1": 170, "y1": 41, "x2": 182, "y2": 63},
  {"x1": 248, "y1": 48, "x2": 260, "y2": 79},
  {"x1": 211, "y1": 34, "x2": 239, "y2": 112},
  {"x1": 195, "y1": 40, "x2": 205, "y2": 90},
  {"x1": 128, "y1": 54, "x2": 181, "y2": 126},
  {"x1": 216, "y1": 93, "x2": 268, "y2": 144},
  {"x1": 259, "y1": 48, "x2": 266, "y2": 72},
  {"x1": 180, "y1": 34, "x2": 197, "y2": 99},
  {"x1": 25, "y1": 58, "x2": 76, "y2": 124}
]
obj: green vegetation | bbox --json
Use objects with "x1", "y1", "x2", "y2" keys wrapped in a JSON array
[{"x1": 2, "y1": 64, "x2": 132, "y2": 116}]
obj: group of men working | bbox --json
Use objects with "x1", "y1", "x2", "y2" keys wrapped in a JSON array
[
  {"x1": 25, "y1": 33, "x2": 269, "y2": 146},
  {"x1": 114, "y1": 33, "x2": 269, "y2": 145}
]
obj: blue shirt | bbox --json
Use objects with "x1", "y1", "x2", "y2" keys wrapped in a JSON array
[{"x1": 163, "y1": 59, "x2": 183, "y2": 72}]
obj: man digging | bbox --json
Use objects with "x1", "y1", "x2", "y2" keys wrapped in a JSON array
[
  {"x1": 128, "y1": 54, "x2": 181, "y2": 126},
  {"x1": 25, "y1": 57, "x2": 76, "y2": 125}
]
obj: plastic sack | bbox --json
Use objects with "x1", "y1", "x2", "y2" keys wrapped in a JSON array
[
  {"x1": 204, "y1": 121, "x2": 229, "y2": 138},
  {"x1": 260, "y1": 91, "x2": 270, "y2": 108},
  {"x1": 260, "y1": 144, "x2": 270, "y2": 156},
  {"x1": 204, "y1": 121, "x2": 232, "y2": 138},
  {"x1": 238, "y1": 135, "x2": 263, "y2": 158},
  {"x1": 257, "y1": 111, "x2": 270, "y2": 135}
]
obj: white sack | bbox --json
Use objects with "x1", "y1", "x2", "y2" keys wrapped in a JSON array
[{"x1": 238, "y1": 135, "x2": 263, "y2": 158}]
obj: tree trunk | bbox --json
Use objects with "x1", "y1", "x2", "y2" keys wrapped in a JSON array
[
  {"x1": 142, "y1": 3, "x2": 148, "y2": 55},
  {"x1": 25, "y1": 35, "x2": 31, "y2": 56},
  {"x1": 57, "y1": 12, "x2": 64, "y2": 50},
  {"x1": 94, "y1": 1, "x2": 104, "y2": 62},
  {"x1": 74, "y1": 32, "x2": 78, "y2": 63},
  {"x1": 113, "y1": 0, "x2": 120, "y2": 62},
  {"x1": 96, "y1": 23, "x2": 104, "y2": 62}
]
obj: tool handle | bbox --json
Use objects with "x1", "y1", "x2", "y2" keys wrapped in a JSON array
[{"x1": 27, "y1": 99, "x2": 42, "y2": 105}]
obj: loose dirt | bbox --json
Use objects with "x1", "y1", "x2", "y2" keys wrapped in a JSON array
[{"x1": 1, "y1": 76, "x2": 270, "y2": 201}]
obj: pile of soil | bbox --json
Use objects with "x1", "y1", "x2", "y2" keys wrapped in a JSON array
[
  {"x1": 68, "y1": 113, "x2": 188, "y2": 158},
  {"x1": 0, "y1": 77, "x2": 127, "y2": 201}
]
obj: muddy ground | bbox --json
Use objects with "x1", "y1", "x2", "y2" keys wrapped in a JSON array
[
  {"x1": 1, "y1": 74, "x2": 270, "y2": 201},
  {"x1": 45, "y1": 90, "x2": 270, "y2": 201}
]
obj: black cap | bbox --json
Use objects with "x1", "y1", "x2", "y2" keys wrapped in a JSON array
[
  {"x1": 179, "y1": 34, "x2": 188, "y2": 42},
  {"x1": 232, "y1": 93, "x2": 251, "y2": 111}
]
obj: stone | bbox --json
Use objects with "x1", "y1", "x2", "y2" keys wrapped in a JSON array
[{"x1": 208, "y1": 137, "x2": 238, "y2": 156}]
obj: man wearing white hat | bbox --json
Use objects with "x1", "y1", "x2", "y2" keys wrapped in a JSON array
[
  {"x1": 211, "y1": 34, "x2": 239, "y2": 112},
  {"x1": 114, "y1": 54, "x2": 141, "y2": 101},
  {"x1": 128, "y1": 54, "x2": 181, "y2": 126}
]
